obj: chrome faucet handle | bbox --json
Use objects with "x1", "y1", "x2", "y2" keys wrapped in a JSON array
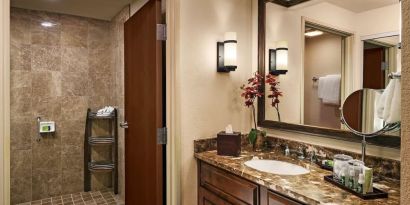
[
  {"x1": 284, "y1": 145, "x2": 290, "y2": 156},
  {"x1": 297, "y1": 146, "x2": 305, "y2": 160}
]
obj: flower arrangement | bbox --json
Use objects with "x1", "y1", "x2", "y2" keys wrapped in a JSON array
[
  {"x1": 241, "y1": 72, "x2": 264, "y2": 147},
  {"x1": 266, "y1": 74, "x2": 283, "y2": 121}
]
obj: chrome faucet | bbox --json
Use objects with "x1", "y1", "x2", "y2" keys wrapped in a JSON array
[{"x1": 284, "y1": 145, "x2": 305, "y2": 160}]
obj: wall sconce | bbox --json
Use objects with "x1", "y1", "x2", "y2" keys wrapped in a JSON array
[
  {"x1": 217, "y1": 32, "x2": 237, "y2": 72},
  {"x1": 269, "y1": 41, "x2": 288, "y2": 75}
]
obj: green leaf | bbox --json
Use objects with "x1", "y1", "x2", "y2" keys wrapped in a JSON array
[{"x1": 248, "y1": 129, "x2": 257, "y2": 145}]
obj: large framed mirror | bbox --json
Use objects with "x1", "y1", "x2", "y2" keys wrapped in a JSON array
[{"x1": 257, "y1": 0, "x2": 401, "y2": 148}]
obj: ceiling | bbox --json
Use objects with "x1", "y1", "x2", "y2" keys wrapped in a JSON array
[
  {"x1": 324, "y1": 0, "x2": 399, "y2": 13},
  {"x1": 11, "y1": 0, "x2": 132, "y2": 20}
]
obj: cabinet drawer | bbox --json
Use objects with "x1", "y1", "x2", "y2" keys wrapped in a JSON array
[
  {"x1": 200, "y1": 162, "x2": 258, "y2": 205},
  {"x1": 198, "y1": 187, "x2": 233, "y2": 205},
  {"x1": 260, "y1": 187, "x2": 304, "y2": 205}
]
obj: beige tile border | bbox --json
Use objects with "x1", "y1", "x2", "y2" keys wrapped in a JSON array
[{"x1": 0, "y1": 0, "x2": 10, "y2": 205}]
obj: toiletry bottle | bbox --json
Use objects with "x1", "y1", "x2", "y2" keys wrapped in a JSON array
[
  {"x1": 340, "y1": 168, "x2": 346, "y2": 185},
  {"x1": 348, "y1": 170, "x2": 355, "y2": 190},
  {"x1": 358, "y1": 174, "x2": 364, "y2": 194}
]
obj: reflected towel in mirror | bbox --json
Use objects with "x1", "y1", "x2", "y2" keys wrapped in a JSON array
[
  {"x1": 376, "y1": 72, "x2": 401, "y2": 124},
  {"x1": 318, "y1": 74, "x2": 341, "y2": 105}
]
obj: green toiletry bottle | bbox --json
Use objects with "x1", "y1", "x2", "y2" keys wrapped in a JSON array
[
  {"x1": 348, "y1": 170, "x2": 355, "y2": 190},
  {"x1": 357, "y1": 174, "x2": 364, "y2": 194}
]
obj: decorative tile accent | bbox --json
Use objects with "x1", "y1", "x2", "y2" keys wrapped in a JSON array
[{"x1": 16, "y1": 191, "x2": 122, "y2": 205}]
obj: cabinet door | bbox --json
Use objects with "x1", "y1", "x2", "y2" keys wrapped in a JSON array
[
  {"x1": 199, "y1": 187, "x2": 233, "y2": 205},
  {"x1": 260, "y1": 187, "x2": 304, "y2": 205},
  {"x1": 199, "y1": 162, "x2": 258, "y2": 205}
]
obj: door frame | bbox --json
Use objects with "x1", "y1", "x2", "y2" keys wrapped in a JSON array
[{"x1": 0, "y1": 0, "x2": 10, "y2": 205}]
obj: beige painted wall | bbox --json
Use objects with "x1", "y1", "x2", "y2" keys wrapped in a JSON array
[
  {"x1": 178, "y1": 0, "x2": 254, "y2": 204},
  {"x1": 401, "y1": 0, "x2": 410, "y2": 204},
  {"x1": 304, "y1": 34, "x2": 342, "y2": 129},
  {"x1": 265, "y1": 2, "x2": 400, "y2": 124}
]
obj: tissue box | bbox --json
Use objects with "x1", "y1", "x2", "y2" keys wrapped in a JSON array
[{"x1": 217, "y1": 131, "x2": 241, "y2": 157}]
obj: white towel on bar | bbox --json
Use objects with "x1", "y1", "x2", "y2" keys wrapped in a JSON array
[
  {"x1": 376, "y1": 74, "x2": 401, "y2": 124},
  {"x1": 318, "y1": 74, "x2": 341, "y2": 105}
]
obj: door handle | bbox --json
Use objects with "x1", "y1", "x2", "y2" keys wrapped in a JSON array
[{"x1": 120, "y1": 121, "x2": 128, "y2": 129}]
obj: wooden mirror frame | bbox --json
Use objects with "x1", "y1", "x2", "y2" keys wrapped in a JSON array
[{"x1": 257, "y1": 0, "x2": 401, "y2": 148}]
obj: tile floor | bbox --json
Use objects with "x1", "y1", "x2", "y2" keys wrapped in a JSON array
[{"x1": 17, "y1": 191, "x2": 122, "y2": 205}]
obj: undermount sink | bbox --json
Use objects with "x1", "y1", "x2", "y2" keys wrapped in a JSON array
[{"x1": 244, "y1": 160, "x2": 310, "y2": 175}]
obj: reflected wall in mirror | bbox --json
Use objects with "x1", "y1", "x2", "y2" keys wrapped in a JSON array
[{"x1": 259, "y1": 0, "x2": 402, "y2": 146}]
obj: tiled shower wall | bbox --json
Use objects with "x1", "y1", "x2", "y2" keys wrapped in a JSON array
[
  {"x1": 10, "y1": 7, "x2": 128, "y2": 204},
  {"x1": 111, "y1": 7, "x2": 129, "y2": 202}
]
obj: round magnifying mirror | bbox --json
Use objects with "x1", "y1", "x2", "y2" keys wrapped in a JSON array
[{"x1": 341, "y1": 89, "x2": 400, "y2": 137}]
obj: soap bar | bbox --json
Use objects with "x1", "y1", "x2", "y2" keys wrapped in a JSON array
[{"x1": 217, "y1": 131, "x2": 241, "y2": 157}]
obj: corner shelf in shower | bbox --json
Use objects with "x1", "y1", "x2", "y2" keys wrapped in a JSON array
[{"x1": 84, "y1": 108, "x2": 118, "y2": 194}]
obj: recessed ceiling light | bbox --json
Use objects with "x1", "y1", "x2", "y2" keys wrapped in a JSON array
[
  {"x1": 305, "y1": 30, "x2": 324, "y2": 37},
  {"x1": 41, "y1": 22, "x2": 56, "y2": 28}
]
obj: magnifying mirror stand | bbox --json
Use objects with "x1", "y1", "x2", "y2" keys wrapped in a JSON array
[{"x1": 361, "y1": 135, "x2": 366, "y2": 162}]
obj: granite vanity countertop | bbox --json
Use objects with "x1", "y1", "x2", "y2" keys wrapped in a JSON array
[{"x1": 195, "y1": 150, "x2": 400, "y2": 205}]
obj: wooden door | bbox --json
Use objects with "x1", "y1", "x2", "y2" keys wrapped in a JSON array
[
  {"x1": 124, "y1": 0, "x2": 164, "y2": 205},
  {"x1": 363, "y1": 48, "x2": 385, "y2": 89}
]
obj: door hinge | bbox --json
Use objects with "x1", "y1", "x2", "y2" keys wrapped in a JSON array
[
  {"x1": 157, "y1": 127, "x2": 167, "y2": 145},
  {"x1": 157, "y1": 24, "x2": 167, "y2": 41}
]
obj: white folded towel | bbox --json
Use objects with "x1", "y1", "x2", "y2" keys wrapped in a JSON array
[
  {"x1": 377, "y1": 73, "x2": 401, "y2": 124},
  {"x1": 97, "y1": 106, "x2": 115, "y2": 116},
  {"x1": 318, "y1": 74, "x2": 341, "y2": 105}
]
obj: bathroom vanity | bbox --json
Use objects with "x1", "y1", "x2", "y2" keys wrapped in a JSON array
[{"x1": 195, "y1": 149, "x2": 399, "y2": 205}]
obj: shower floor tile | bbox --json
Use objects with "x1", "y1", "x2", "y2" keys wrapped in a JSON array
[{"x1": 17, "y1": 191, "x2": 123, "y2": 205}]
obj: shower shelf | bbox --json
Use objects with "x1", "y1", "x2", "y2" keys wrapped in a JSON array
[
  {"x1": 88, "y1": 136, "x2": 115, "y2": 145},
  {"x1": 88, "y1": 161, "x2": 115, "y2": 172},
  {"x1": 84, "y1": 108, "x2": 118, "y2": 194}
]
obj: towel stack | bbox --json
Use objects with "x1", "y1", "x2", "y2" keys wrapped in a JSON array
[
  {"x1": 318, "y1": 74, "x2": 341, "y2": 105},
  {"x1": 376, "y1": 72, "x2": 401, "y2": 124},
  {"x1": 96, "y1": 106, "x2": 115, "y2": 117}
]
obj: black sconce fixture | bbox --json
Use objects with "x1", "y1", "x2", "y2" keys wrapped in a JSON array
[
  {"x1": 269, "y1": 43, "x2": 288, "y2": 75},
  {"x1": 217, "y1": 32, "x2": 237, "y2": 72}
]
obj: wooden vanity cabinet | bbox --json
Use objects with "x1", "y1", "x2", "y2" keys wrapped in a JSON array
[{"x1": 198, "y1": 161, "x2": 305, "y2": 205}]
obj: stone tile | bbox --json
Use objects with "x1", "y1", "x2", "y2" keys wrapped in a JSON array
[
  {"x1": 61, "y1": 25, "x2": 88, "y2": 48},
  {"x1": 31, "y1": 45, "x2": 61, "y2": 71},
  {"x1": 88, "y1": 47, "x2": 112, "y2": 74},
  {"x1": 30, "y1": 11, "x2": 61, "y2": 46},
  {"x1": 61, "y1": 144, "x2": 83, "y2": 170},
  {"x1": 32, "y1": 96, "x2": 62, "y2": 122},
  {"x1": 61, "y1": 47, "x2": 89, "y2": 73},
  {"x1": 88, "y1": 20, "x2": 111, "y2": 50},
  {"x1": 10, "y1": 149, "x2": 32, "y2": 204},
  {"x1": 10, "y1": 8, "x2": 32, "y2": 45},
  {"x1": 60, "y1": 15, "x2": 88, "y2": 27},
  {"x1": 62, "y1": 169, "x2": 84, "y2": 194},
  {"x1": 10, "y1": 86, "x2": 32, "y2": 118},
  {"x1": 60, "y1": 120, "x2": 85, "y2": 146},
  {"x1": 32, "y1": 132, "x2": 61, "y2": 170},
  {"x1": 61, "y1": 72, "x2": 90, "y2": 97},
  {"x1": 32, "y1": 169, "x2": 62, "y2": 200},
  {"x1": 32, "y1": 71, "x2": 62, "y2": 97},
  {"x1": 88, "y1": 96, "x2": 116, "y2": 111},
  {"x1": 10, "y1": 43, "x2": 31, "y2": 71},
  {"x1": 89, "y1": 74, "x2": 114, "y2": 97},
  {"x1": 11, "y1": 70, "x2": 32, "y2": 89},
  {"x1": 10, "y1": 119, "x2": 33, "y2": 150},
  {"x1": 61, "y1": 96, "x2": 89, "y2": 121}
]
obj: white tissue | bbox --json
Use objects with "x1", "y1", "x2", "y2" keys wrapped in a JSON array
[
  {"x1": 96, "y1": 106, "x2": 115, "y2": 116},
  {"x1": 225, "y1": 124, "x2": 233, "y2": 134}
]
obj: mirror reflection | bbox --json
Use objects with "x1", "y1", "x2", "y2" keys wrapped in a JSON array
[
  {"x1": 342, "y1": 89, "x2": 400, "y2": 136},
  {"x1": 263, "y1": 0, "x2": 401, "y2": 136}
]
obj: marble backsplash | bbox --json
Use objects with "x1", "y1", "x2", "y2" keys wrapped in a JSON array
[{"x1": 194, "y1": 135, "x2": 400, "y2": 180}]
